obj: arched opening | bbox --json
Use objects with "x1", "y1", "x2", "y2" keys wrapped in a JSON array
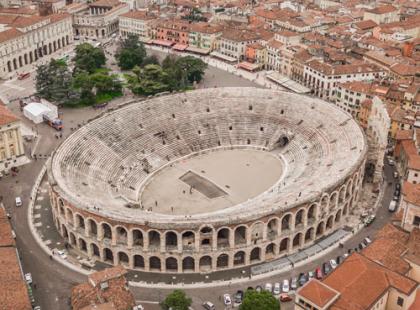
[
  {"x1": 199, "y1": 256, "x2": 212, "y2": 272},
  {"x1": 132, "y1": 229, "x2": 143, "y2": 247},
  {"x1": 217, "y1": 228, "x2": 229, "y2": 248},
  {"x1": 149, "y1": 256, "x2": 161, "y2": 271},
  {"x1": 13, "y1": 58, "x2": 17, "y2": 70},
  {"x1": 88, "y1": 219, "x2": 97, "y2": 237},
  {"x1": 182, "y1": 231, "x2": 194, "y2": 250},
  {"x1": 339, "y1": 186, "x2": 346, "y2": 204},
  {"x1": 7, "y1": 60, "x2": 11, "y2": 72},
  {"x1": 276, "y1": 135, "x2": 289, "y2": 147},
  {"x1": 295, "y1": 209, "x2": 305, "y2": 228},
  {"x1": 66, "y1": 209, "x2": 74, "y2": 225},
  {"x1": 267, "y1": 218, "x2": 278, "y2": 239},
  {"x1": 66, "y1": 35, "x2": 69, "y2": 45},
  {"x1": 250, "y1": 247, "x2": 261, "y2": 262},
  {"x1": 307, "y1": 204, "x2": 316, "y2": 223},
  {"x1": 53, "y1": 41, "x2": 56, "y2": 51},
  {"x1": 76, "y1": 214, "x2": 85, "y2": 230},
  {"x1": 18, "y1": 56, "x2": 22, "y2": 67},
  {"x1": 305, "y1": 228, "x2": 314, "y2": 243},
  {"x1": 234, "y1": 226, "x2": 247, "y2": 246},
  {"x1": 104, "y1": 248, "x2": 113, "y2": 264},
  {"x1": 200, "y1": 226, "x2": 213, "y2": 247},
  {"x1": 165, "y1": 257, "x2": 178, "y2": 271},
  {"x1": 166, "y1": 231, "x2": 178, "y2": 250},
  {"x1": 217, "y1": 254, "x2": 229, "y2": 268},
  {"x1": 69, "y1": 232, "x2": 76, "y2": 246},
  {"x1": 326, "y1": 215, "x2": 334, "y2": 230},
  {"x1": 102, "y1": 223, "x2": 112, "y2": 240},
  {"x1": 118, "y1": 252, "x2": 129, "y2": 267},
  {"x1": 182, "y1": 257, "x2": 195, "y2": 272},
  {"x1": 148, "y1": 231, "x2": 160, "y2": 249},
  {"x1": 335, "y1": 209, "x2": 342, "y2": 223},
  {"x1": 116, "y1": 227, "x2": 128, "y2": 245},
  {"x1": 265, "y1": 243, "x2": 276, "y2": 260},
  {"x1": 79, "y1": 238, "x2": 87, "y2": 252},
  {"x1": 134, "y1": 255, "x2": 145, "y2": 269},
  {"x1": 251, "y1": 222, "x2": 264, "y2": 244},
  {"x1": 24, "y1": 54, "x2": 28, "y2": 65},
  {"x1": 321, "y1": 195, "x2": 329, "y2": 211},
  {"x1": 61, "y1": 225, "x2": 68, "y2": 239},
  {"x1": 292, "y1": 233, "x2": 302, "y2": 249},
  {"x1": 234, "y1": 251, "x2": 245, "y2": 266},
  {"x1": 343, "y1": 203, "x2": 348, "y2": 216},
  {"x1": 91, "y1": 243, "x2": 100, "y2": 257},
  {"x1": 281, "y1": 214, "x2": 291, "y2": 232},
  {"x1": 316, "y1": 222, "x2": 325, "y2": 237},
  {"x1": 29, "y1": 51, "x2": 33, "y2": 63},
  {"x1": 279, "y1": 238, "x2": 289, "y2": 253},
  {"x1": 330, "y1": 192, "x2": 338, "y2": 211}
]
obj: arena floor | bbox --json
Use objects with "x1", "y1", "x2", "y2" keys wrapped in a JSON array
[{"x1": 140, "y1": 149, "x2": 283, "y2": 215}]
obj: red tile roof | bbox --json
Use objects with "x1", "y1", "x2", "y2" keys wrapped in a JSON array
[
  {"x1": 403, "y1": 181, "x2": 420, "y2": 206},
  {"x1": 298, "y1": 279, "x2": 339, "y2": 308},
  {"x1": 0, "y1": 101, "x2": 19, "y2": 126}
]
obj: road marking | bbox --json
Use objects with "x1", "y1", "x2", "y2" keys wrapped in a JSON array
[{"x1": 135, "y1": 300, "x2": 159, "y2": 304}]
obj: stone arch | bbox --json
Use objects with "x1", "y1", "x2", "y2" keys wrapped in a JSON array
[
  {"x1": 116, "y1": 226, "x2": 128, "y2": 245},
  {"x1": 101, "y1": 223, "x2": 112, "y2": 240},
  {"x1": 134, "y1": 255, "x2": 145, "y2": 269},
  {"x1": 78, "y1": 237, "x2": 87, "y2": 252},
  {"x1": 18, "y1": 56, "x2": 22, "y2": 67},
  {"x1": 53, "y1": 41, "x2": 57, "y2": 51},
  {"x1": 69, "y1": 232, "x2": 76, "y2": 246},
  {"x1": 29, "y1": 51, "x2": 33, "y2": 63},
  {"x1": 234, "y1": 225, "x2": 247, "y2": 246},
  {"x1": 118, "y1": 252, "x2": 129, "y2": 267},
  {"x1": 250, "y1": 247, "x2": 261, "y2": 262},
  {"x1": 181, "y1": 231, "x2": 195, "y2": 250},
  {"x1": 292, "y1": 233, "x2": 302, "y2": 248},
  {"x1": 339, "y1": 185, "x2": 346, "y2": 204},
  {"x1": 182, "y1": 256, "x2": 195, "y2": 271},
  {"x1": 165, "y1": 231, "x2": 178, "y2": 250},
  {"x1": 320, "y1": 194, "x2": 329, "y2": 211},
  {"x1": 13, "y1": 58, "x2": 17, "y2": 70},
  {"x1": 48, "y1": 42, "x2": 52, "y2": 54},
  {"x1": 316, "y1": 221, "x2": 325, "y2": 237},
  {"x1": 330, "y1": 191, "x2": 338, "y2": 211},
  {"x1": 267, "y1": 217, "x2": 279, "y2": 239},
  {"x1": 217, "y1": 227, "x2": 230, "y2": 248},
  {"x1": 62, "y1": 37, "x2": 65, "y2": 47},
  {"x1": 199, "y1": 256, "x2": 212, "y2": 272},
  {"x1": 103, "y1": 248, "x2": 113, "y2": 264},
  {"x1": 75, "y1": 214, "x2": 85, "y2": 230},
  {"x1": 234, "y1": 251, "x2": 245, "y2": 266},
  {"x1": 217, "y1": 254, "x2": 229, "y2": 268},
  {"x1": 346, "y1": 179, "x2": 353, "y2": 198},
  {"x1": 251, "y1": 222, "x2": 264, "y2": 243},
  {"x1": 335, "y1": 209, "x2": 342, "y2": 223},
  {"x1": 148, "y1": 230, "x2": 160, "y2": 249},
  {"x1": 61, "y1": 224, "x2": 69, "y2": 239},
  {"x1": 281, "y1": 213, "x2": 292, "y2": 232},
  {"x1": 295, "y1": 208, "x2": 305, "y2": 228},
  {"x1": 66, "y1": 35, "x2": 69, "y2": 45},
  {"x1": 165, "y1": 257, "x2": 178, "y2": 271},
  {"x1": 200, "y1": 225, "x2": 213, "y2": 247},
  {"x1": 305, "y1": 227, "x2": 314, "y2": 243},
  {"x1": 326, "y1": 215, "x2": 334, "y2": 230},
  {"x1": 343, "y1": 203, "x2": 349, "y2": 216},
  {"x1": 265, "y1": 243, "x2": 276, "y2": 260},
  {"x1": 149, "y1": 256, "x2": 161, "y2": 271},
  {"x1": 307, "y1": 204, "x2": 316, "y2": 222},
  {"x1": 132, "y1": 229, "x2": 143, "y2": 247},
  {"x1": 66, "y1": 208, "x2": 74, "y2": 225},
  {"x1": 279, "y1": 238, "x2": 289, "y2": 253},
  {"x1": 90, "y1": 243, "x2": 100, "y2": 257},
  {"x1": 87, "y1": 219, "x2": 98, "y2": 237},
  {"x1": 24, "y1": 53, "x2": 28, "y2": 65},
  {"x1": 7, "y1": 60, "x2": 12, "y2": 72}
]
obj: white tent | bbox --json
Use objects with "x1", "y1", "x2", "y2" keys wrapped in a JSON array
[{"x1": 23, "y1": 102, "x2": 51, "y2": 124}]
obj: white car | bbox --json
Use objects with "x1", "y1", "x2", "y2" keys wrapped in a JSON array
[
  {"x1": 223, "y1": 294, "x2": 231, "y2": 306},
  {"x1": 273, "y1": 282, "x2": 281, "y2": 295},
  {"x1": 330, "y1": 259, "x2": 338, "y2": 269},
  {"x1": 282, "y1": 279, "x2": 290, "y2": 293},
  {"x1": 15, "y1": 197, "x2": 22, "y2": 207},
  {"x1": 24, "y1": 273, "x2": 32, "y2": 284},
  {"x1": 265, "y1": 283, "x2": 273, "y2": 293},
  {"x1": 56, "y1": 250, "x2": 67, "y2": 260}
]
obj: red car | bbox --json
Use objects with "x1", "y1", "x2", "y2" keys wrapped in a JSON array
[
  {"x1": 18, "y1": 72, "x2": 30, "y2": 80},
  {"x1": 279, "y1": 293, "x2": 292, "y2": 302},
  {"x1": 316, "y1": 267, "x2": 323, "y2": 279}
]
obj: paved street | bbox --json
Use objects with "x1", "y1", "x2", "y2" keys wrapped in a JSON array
[{"x1": 0, "y1": 46, "x2": 398, "y2": 310}]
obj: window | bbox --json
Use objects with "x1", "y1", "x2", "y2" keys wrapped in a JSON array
[
  {"x1": 397, "y1": 297, "x2": 404, "y2": 307},
  {"x1": 414, "y1": 216, "x2": 420, "y2": 226}
]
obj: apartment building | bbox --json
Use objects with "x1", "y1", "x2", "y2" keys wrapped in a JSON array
[
  {"x1": 217, "y1": 28, "x2": 261, "y2": 61},
  {"x1": 401, "y1": 182, "x2": 420, "y2": 231},
  {"x1": 119, "y1": 10, "x2": 155, "y2": 42}
]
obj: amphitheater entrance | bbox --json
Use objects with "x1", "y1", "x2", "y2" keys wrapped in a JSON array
[{"x1": 140, "y1": 148, "x2": 283, "y2": 215}]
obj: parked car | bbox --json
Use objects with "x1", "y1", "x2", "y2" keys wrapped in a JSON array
[
  {"x1": 308, "y1": 271, "x2": 315, "y2": 279},
  {"x1": 389, "y1": 200, "x2": 397, "y2": 212},
  {"x1": 364, "y1": 237, "x2": 372, "y2": 245},
  {"x1": 234, "y1": 290, "x2": 244, "y2": 304},
  {"x1": 315, "y1": 267, "x2": 323, "y2": 279},
  {"x1": 393, "y1": 171, "x2": 398, "y2": 178},
  {"x1": 282, "y1": 279, "x2": 289, "y2": 293},
  {"x1": 323, "y1": 262, "x2": 331, "y2": 275},
  {"x1": 279, "y1": 293, "x2": 292, "y2": 302},
  {"x1": 343, "y1": 253, "x2": 349, "y2": 259},
  {"x1": 247, "y1": 286, "x2": 254, "y2": 291},
  {"x1": 24, "y1": 273, "x2": 32, "y2": 284},
  {"x1": 265, "y1": 283, "x2": 272, "y2": 293},
  {"x1": 336, "y1": 256, "x2": 344, "y2": 265},
  {"x1": 291, "y1": 277, "x2": 298, "y2": 290},
  {"x1": 202, "y1": 301, "x2": 215, "y2": 310},
  {"x1": 33, "y1": 307, "x2": 41, "y2": 310},
  {"x1": 364, "y1": 215, "x2": 376, "y2": 226},
  {"x1": 56, "y1": 250, "x2": 67, "y2": 260},
  {"x1": 273, "y1": 283, "x2": 281, "y2": 295},
  {"x1": 388, "y1": 159, "x2": 395, "y2": 166},
  {"x1": 15, "y1": 197, "x2": 22, "y2": 207},
  {"x1": 329, "y1": 259, "x2": 337, "y2": 269},
  {"x1": 298, "y1": 273, "x2": 307, "y2": 286},
  {"x1": 396, "y1": 183, "x2": 401, "y2": 190},
  {"x1": 255, "y1": 285, "x2": 262, "y2": 293},
  {"x1": 223, "y1": 294, "x2": 231, "y2": 306}
]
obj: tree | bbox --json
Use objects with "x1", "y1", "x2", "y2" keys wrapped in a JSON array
[
  {"x1": 116, "y1": 34, "x2": 146, "y2": 70},
  {"x1": 129, "y1": 64, "x2": 169, "y2": 95},
  {"x1": 73, "y1": 43, "x2": 105, "y2": 73},
  {"x1": 142, "y1": 54, "x2": 160, "y2": 66},
  {"x1": 176, "y1": 56, "x2": 207, "y2": 83},
  {"x1": 161, "y1": 290, "x2": 192, "y2": 310},
  {"x1": 240, "y1": 291, "x2": 280, "y2": 310}
]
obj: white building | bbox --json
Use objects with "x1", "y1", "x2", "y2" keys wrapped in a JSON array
[
  {"x1": 216, "y1": 28, "x2": 260, "y2": 61},
  {"x1": 119, "y1": 10, "x2": 155, "y2": 42},
  {"x1": 0, "y1": 13, "x2": 73, "y2": 80}
]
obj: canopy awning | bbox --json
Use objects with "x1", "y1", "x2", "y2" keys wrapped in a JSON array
[
  {"x1": 210, "y1": 51, "x2": 237, "y2": 63},
  {"x1": 151, "y1": 39, "x2": 175, "y2": 47},
  {"x1": 172, "y1": 43, "x2": 188, "y2": 51},
  {"x1": 238, "y1": 61, "x2": 261, "y2": 72},
  {"x1": 266, "y1": 71, "x2": 311, "y2": 94},
  {"x1": 186, "y1": 46, "x2": 211, "y2": 55}
]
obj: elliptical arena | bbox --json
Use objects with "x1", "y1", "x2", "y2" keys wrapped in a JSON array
[{"x1": 47, "y1": 87, "x2": 367, "y2": 274}]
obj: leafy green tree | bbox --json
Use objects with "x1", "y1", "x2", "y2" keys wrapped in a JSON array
[
  {"x1": 161, "y1": 290, "x2": 192, "y2": 310},
  {"x1": 176, "y1": 56, "x2": 207, "y2": 83},
  {"x1": 73, "y1": 43, "x2": 105, "y2": 73},
  {"x1": 129, "y1": 64, "x2": 169, "y2": 95},
  {"x1": 240, "y1": 291, "x2": 280, "y2": 310},
  {"x1": 142, "y1": 54, "x2": 160, "y2": 66},
  {"x1": 116, "y1": 34, "x2": 146, "y2": 70}
]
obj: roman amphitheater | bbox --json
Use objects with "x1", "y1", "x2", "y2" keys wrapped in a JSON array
[{"x1": 47, "y1": 87, "x2": 367, "y2": 274}]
